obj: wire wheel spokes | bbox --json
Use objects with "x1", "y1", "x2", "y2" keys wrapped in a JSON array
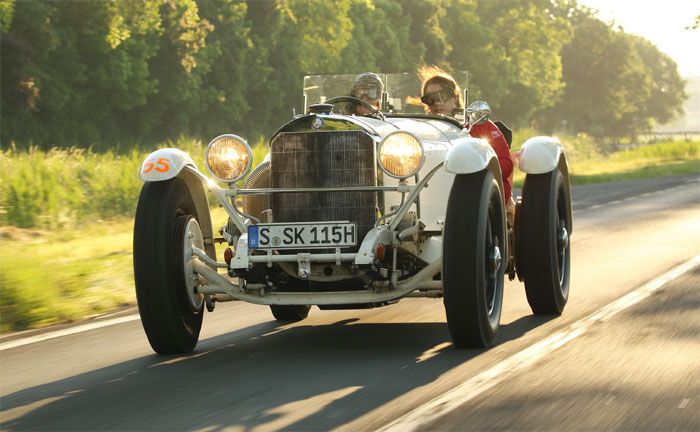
[
  {"x1": 485, "y1": 203, "x2": 502, "y2": 316},
  {"x1": 556, "y1": 187, "x2": 570, "y2": 293}
]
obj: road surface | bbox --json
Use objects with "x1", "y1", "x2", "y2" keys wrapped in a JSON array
[{"x1": 1, "y1": 174, "x2": 699, "y2": 431}]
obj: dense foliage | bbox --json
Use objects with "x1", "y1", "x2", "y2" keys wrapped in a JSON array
[{"x1": 0, "y1": 0, "x2": 688, "y2": 147}]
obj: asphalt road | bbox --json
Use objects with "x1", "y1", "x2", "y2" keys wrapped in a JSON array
[{"x1": 1, "y1": 174, "x2": 699, "y2": 431}]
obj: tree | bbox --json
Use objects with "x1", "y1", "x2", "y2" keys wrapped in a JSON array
[
  {"x1": 288, "y1": 0, "x2": 354, "y2": 74},
  {"x1": 404, "y1": 0, "x2": 451, "y2": 66},
  {"x1": 442, "y1": 0, "x2": 511, "y2": 114},
  {"x1": 2, "y1": 0, "x2": 175, "y2": 147},
  {"x1": 336, "y1": 0, "x2": 422, "y2": 73},
  {"x1": 548, "y1": 14, "x2": 652, "y2": 139},
  {"x1": 136, "y1": 0, "x2": 215, "y2": 141},
  {"x1": 243, "y1": 0, "x2": 304, "y2": 139},
  {"x1": 0, "y1": 0, "x2": 14, "y2": 33},
  {"x1": 623, "y1": 35, "x2": 686, "y2": 130},
  {"x1": 476, "y1": 0, "x2": 572, "y2": 126},
  {"x1": 195, "y1": 1, "x2": 255, "y2": 137},
  {"x1": 1, "y1": 1, "x2": 130, "y2": 147}
]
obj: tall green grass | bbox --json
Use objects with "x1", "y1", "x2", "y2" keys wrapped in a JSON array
[
  {"x1": 566, "y1": 140, "x2": 700, "y2": 184},
  {"x1": 511, "y1": 136, "x2": 699, "y2": 186},
  {"x1": 0, "y1": 137, "x2": 269, "y2": 229}
]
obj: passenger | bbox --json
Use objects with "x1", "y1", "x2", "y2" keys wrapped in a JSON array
[
  {"x1": 420, "y1": 73, "x2": 463, "y2": 117},
  {"x1": 421, "y1": 69, "x2": 515, "y2": 222},
  {"x1": 350, "y1": 72, "x2": 383, "y2": 115}
]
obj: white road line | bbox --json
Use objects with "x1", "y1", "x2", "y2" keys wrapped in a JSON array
[
  {"x1": 0, "y1": 314, "x2": 141, "y2": 351},
  {"x1": 376, "y1": 254, "x2": 700, "y2": 432}
]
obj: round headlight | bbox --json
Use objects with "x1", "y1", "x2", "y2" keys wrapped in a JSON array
[
  {"x1": 378, "y1": 131, "x2": 425, "y2": 179},
  {"x1": 205, "y1": 134, "x2": 252, "y2": 183}
]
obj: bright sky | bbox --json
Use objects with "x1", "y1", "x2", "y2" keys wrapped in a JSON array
[{"x1": 578, "y1": 0, "x2": 700, "y2": 77}]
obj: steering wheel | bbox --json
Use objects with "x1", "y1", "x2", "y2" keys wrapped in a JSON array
[{"x1": 324, "y1": 96, "x2": 385, "y2": 120}]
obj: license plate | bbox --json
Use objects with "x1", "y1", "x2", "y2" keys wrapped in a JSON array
[{"x1": 247, "y1": 222, "x2": 357, "y2": 249}]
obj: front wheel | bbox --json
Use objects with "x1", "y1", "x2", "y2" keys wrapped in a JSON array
[
  {"x1": 517, "y1": 161, "x2": 572, "y2": 315},
  {"x1": 443, "y1": 169, "x2": 506, "y2": 348},
  {"x1": 133, "y1": 177, "x2": 210, "y2": 354}
]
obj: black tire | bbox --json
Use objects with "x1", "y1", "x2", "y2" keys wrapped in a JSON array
[
  {"x1": 270, "y1": 305, "x2": 311, "y2": 322},
  {"x1": 443, "y1": 169, "x2": 506, "y2": 348},
  {"x1": 133, "y1": 177, "x2": 209, "y2": 354},
  {"x1": 518, "y1": 163, "x2": 572, "y2": 314}
]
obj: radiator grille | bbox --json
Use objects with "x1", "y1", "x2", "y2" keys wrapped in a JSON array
[{"x1": 270, "y1": 131, "x2": 377, "y2": 249}]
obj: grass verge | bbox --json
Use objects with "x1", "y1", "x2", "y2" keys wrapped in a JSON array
[
  {"x1": 513, "y1": 139, "x2": 700, "y2": 186},
  {"x1": 0, "y1": 219, "x2": 135, "y2": 332},
  {"x1": 0, "y1": 208, "x2": 230, "y2": 332}
]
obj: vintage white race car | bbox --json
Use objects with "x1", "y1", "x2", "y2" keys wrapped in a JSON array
[{"x1": 133, "y1": 72, "x2": 572, "y2": 354}]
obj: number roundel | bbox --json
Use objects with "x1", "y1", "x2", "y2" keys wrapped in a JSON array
[{"x1": 143, "y1": 157, "x2": 171, "y2": 174}]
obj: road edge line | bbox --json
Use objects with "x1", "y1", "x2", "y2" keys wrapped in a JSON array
[
  {"x1": 375, "y1": 254, "x2": 700, "y2": 432},
  {"x1": 0, "y1": 314, "x2": 141, "y2": 351}
]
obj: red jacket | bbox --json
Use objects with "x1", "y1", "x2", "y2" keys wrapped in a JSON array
[{"x1": 468, "y1": 120, "x2": 513, "y2": 202}]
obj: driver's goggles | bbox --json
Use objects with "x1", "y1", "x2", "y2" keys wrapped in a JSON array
[
  {"x1": 421, "y1": 89, "x2": 456, "y2": 105},
  {"x1": 352, "y1": 87, "x2": 380, "y2": 101}
]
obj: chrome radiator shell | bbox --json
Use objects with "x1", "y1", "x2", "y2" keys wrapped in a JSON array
[{"x1": 269, "y1": 131, "x2": 377, "y2": 250}]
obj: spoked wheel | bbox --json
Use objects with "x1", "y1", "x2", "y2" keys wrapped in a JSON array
[
  {"x1": 517, "y1": 161, "x2": 572, "y2": 315},
  {"x1": 134, "y1": 177, "x2": 211, "y2": 354},
  {"x1": 443, "y1": 168, "x2": 506, "y2": 348},
  {"x1": 270, "y1": 305, "x2": 312, "y2": 322},
  {"x1": 484, "y1": 219, "x2": 503, "y2": 320}
]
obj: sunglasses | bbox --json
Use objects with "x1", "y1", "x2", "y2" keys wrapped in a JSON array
[
  {"x1": 421, "y1": 89, "x2": 456, "y2": 106},
  {"x1": 352, "y1": 87, "x2": 380, "y2": 101}
]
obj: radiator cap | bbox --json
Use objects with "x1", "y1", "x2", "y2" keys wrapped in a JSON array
[{"x1": 307, "y1": 103, "x2": 334, "y2": 115}]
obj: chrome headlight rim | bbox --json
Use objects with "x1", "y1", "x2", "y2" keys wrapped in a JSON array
[
  {"x1": 204, "y1": 133, "x2": 253, "y2": 184},
  {"x1": 378, "y1": 131, "x2": 426, "y2": 179}
]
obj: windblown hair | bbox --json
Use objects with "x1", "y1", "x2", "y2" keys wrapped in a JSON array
[{"x1": 417, "y1": 65, "x2": 464, "y2": 110}]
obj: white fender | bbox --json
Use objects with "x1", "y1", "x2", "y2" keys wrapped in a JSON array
[
  {"x1": 138, "y1": 148, "x2": 197, "y2": 182},
  {"x1": 444, "y1": 137, "x2": 497, "y2": 174},
  {"x1": 519, "y1": 136, "x2": 563, "y2": 174}
]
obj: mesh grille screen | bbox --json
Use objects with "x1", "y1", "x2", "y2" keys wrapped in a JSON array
[{"x1": 270, "y1": 131, "x2": 377, "y2": 250}]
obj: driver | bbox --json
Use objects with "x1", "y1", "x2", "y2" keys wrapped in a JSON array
[
  {"x1": 350, "y1": 72, "x2": 383, "y2": 115},
  {"x1": 421, "y1": 70, "x2": 514, "y2": 223}
]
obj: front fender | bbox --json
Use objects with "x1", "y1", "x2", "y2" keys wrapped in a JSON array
[
  {"x1": 518, "y1": 136, "x2": 563, "y2": 174},
  {"x1": 444, "y1": 137, "x2": 497, "y2": 174},
  {"x1": 138, "y1": 148, "x2": 197, "y2": 182}
]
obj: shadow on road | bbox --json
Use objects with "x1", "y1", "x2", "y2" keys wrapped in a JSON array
[{"x1": 1, "y1": 313, "x2": 557, "y2": 431}]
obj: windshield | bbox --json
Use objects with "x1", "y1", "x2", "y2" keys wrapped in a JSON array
[{"x1": 303, "y1": 71, "x2": 468, "y2": 117}]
